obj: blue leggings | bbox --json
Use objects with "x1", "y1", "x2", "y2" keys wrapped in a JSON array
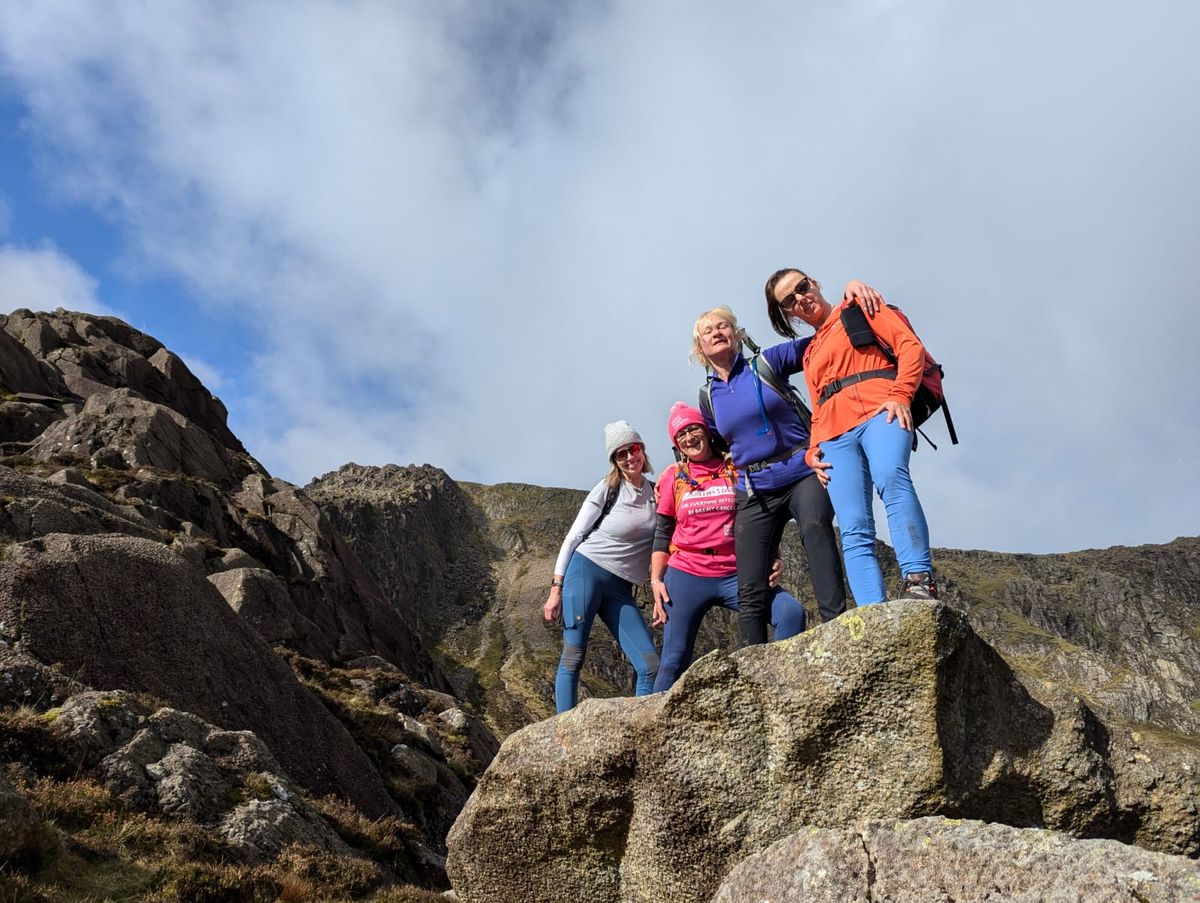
[
  {"x1": 819, "y1": 411, "x2": 932, "y2": 606},
  {"x1": 653, "y1": 568, "x2": 806, "y2": 692},
  {"x1": 555, "y1": 553, "x2": 660, "y2": 713}
]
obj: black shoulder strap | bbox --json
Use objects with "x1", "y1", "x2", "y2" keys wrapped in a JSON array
[
  {"x1": 698, "y1": 380, "x2": 715, "y2": 426},
  {"x1": 580, "y1": 480, "x2": 621, "y2": 543}
]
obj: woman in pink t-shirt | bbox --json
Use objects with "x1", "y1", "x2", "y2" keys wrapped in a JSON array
[{"x1": 650, "y1": 403, "x2": 807, "y2": 691}]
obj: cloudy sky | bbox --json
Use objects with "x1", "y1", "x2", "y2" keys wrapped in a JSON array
[{"x1": 0, "y1": 1, "x2": 1196, "y2": 555}]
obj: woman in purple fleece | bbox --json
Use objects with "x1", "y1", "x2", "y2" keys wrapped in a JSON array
[{"x1": 694, "y1": 287, "x2": 881, "y2": 645}]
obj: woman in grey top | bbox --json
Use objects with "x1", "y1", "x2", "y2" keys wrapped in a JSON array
[{"x1": 543, "y1": 421, "x2": 660, "y2": 713}]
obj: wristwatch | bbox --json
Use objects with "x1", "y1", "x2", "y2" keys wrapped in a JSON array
[{"x1": 551, "y1": 579, "x2": 564, "y2": 589}]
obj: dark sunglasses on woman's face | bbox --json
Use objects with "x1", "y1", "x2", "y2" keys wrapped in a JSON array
[
  {"x1": 614, "y1": 443, "x2": 643, "y2": 460},
  {"x1": 676, "y1": 425, "x2": 706, "y2": 442},
  {"x1": 779, "y1": 276, "x2": 812, "y2": 310}
]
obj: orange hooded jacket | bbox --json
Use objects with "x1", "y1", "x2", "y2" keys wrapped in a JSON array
[{"x1": 802, "y1": 301, "x2": 926, "y2": 467}]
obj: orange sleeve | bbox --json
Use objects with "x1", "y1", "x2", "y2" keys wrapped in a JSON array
[{"x1": 870, "y1": 306, "x2": 926, "y2": 404}]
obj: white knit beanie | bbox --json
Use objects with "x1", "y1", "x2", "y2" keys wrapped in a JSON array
[{"x1": 603, "y1": 421, "x2": 643, "y2": 459}]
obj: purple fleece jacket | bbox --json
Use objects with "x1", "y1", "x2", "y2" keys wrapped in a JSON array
[{"x1": 702, "y1": 338, "x2": 815, "y2": 492}]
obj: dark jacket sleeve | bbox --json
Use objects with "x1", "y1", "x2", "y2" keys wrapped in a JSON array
[{"x1": 652, "y1": 512, "x2": 677, "y2": 554}]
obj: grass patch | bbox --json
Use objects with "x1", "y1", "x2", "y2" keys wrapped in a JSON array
[{"x1": 1, "y1": 773, "x2": 436, "y2": 902}]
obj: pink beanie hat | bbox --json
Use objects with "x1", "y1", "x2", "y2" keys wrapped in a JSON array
[{"x1": 667, "y1": 401, "x2": 707, "y2": 447}]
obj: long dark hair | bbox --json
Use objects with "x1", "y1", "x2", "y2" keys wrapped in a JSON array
[{"x1": 764, "y1": 267, "x2": 807, "y2": 338}]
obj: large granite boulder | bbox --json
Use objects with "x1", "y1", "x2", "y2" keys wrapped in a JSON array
[
  {"x1": 446, "y1": 601, "x2": 1200, "y2": 903},
  {"x1": 0, "y1": 532, "x2": 398, "y2": 818},
  {"x1": 713, "y1": 817, "x2": 1200, "y2": 902}
]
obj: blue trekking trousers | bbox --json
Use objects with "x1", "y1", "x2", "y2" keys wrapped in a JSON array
[
  {"x1": 818, "y1": 411, "x2": 932, "y2": 606},
  {"x1": 653, "y1": 568, "x2": 806, "y2": 693},
  {"x1": 555, "y1": 552, "x2": 660, "y2": 713}
]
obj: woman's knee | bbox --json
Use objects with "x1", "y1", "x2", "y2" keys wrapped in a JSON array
[
  {"x1": 635, "y1": 649, "x2": 661, "y2": 681},
  {"x1": 871, "y1": 460, "x2": 914, "y2": 498},
  {"x1": 558, "y1": 641, "x2": 586, "y2": 674}
]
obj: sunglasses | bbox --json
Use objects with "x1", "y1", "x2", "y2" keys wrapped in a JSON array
[
  {"x1": 778, "y1": 276, "x2": 812, "y2": 311},
  {"x1": 614, "y1": 443, "x2": 644, "y2": 461},
  {"x1": 675, "y1": 424, "x2": 707, "y2": 443}
]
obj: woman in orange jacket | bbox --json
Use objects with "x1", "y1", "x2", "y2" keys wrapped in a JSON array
[{"x1": 764, "y1": 268, "x2": 936, "y2": 605}]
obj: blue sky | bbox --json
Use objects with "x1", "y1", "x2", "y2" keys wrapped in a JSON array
[{"x1": 1, "y1": 1, "x2": 1198, "y2": 555}]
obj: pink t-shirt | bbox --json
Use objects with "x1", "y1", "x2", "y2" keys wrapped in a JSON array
[{"x1": 655, "y1": 457, "x2": 738, "y2": 578}]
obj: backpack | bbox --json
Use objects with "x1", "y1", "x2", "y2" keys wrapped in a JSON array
[
  {"x1": 838, "y1": 302, "x2": 958, "y2": 450},
  {"x1": 698, "y1": 332, "x2": 813, "y2": 454},
  {"x1": 669, "y1": 458, "x2": 738, "y2": 514}
]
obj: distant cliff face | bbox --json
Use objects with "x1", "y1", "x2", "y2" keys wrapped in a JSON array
[{"x1": 309, "y1": 463, "x2": 1200, "y2": 741}]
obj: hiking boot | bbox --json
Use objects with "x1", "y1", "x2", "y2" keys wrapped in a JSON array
[{"x1": 898, "y1": 571, "x2": 939, "y2": 601}]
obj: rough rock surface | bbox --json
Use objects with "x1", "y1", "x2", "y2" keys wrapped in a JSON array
[
  {"x1": 27, "y1": 388, "x2": 251, "y2": 486},
  {"x1": 310, "y1": 466, "x2": 674, "y2": 733},
  {"x1": 0, "y1": 772, "x2": 52, "y2": 865},
  {"x1": 2, "y1": 310, "x2": 440, "y2": 682},
  {"x1": 0, "y1": 532, "x2": 398, "y2": 817},
  {"x1": 446, "y1": 601, "x2": 1200, "y2": 903},
  {"x1": 2, "y1": 308, "x2": 241, "y2": 451},
  {"x1": 712, "y1": 817, "x2": 1200, "y2": 903}
]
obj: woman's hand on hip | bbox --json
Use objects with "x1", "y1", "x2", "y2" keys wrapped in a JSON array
[
  {"x1": 844, "y1": 280, "x2": 884, "y2": 316},
  {"x1": 810, "y1": 452, "x2": 832, "y2": 488},
  {"x1": 543, "y1": 587, "x2": 562, "y2": 622},
  {"x1": 877, "y1": 399, "x2": 913, "y2": 432}
]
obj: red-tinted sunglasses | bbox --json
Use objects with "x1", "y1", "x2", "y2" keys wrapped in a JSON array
[{"x1": 614, "y1": 443, "x2": 644, "y2": 460}]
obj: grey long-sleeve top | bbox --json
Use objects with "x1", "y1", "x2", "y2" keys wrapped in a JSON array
[{"x1": 553, "y1": 477, "x2": 657, "y2": 585}]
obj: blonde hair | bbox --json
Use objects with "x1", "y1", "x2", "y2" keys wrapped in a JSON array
[{"x1": 690, "y1": 306, "x2": 746, "y2": 369}]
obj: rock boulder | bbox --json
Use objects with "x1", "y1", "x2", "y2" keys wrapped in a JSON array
[
  {"x1": 713, "y1": 817, "x2": 1200, "y2": 902},
  {"x1": 446, "y1": 601, "x2": 1200, "y2": 903},
  {"x1": 0, "y1": 532, "x2": 398, "y2": 817}
]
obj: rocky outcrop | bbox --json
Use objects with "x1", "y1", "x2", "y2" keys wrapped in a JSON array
[
  {"x1": 2, "y1": 308, "x2": 241, "y2": 451},
  {"x1": 0, "y1": 532, "x2": 398, "y2": 818},
  {"x1": 446, "y1": 601, "x2": 1200, "y2": 903},
  {"x1": 27, "y1": 389, "x2": 252, "y2": 486},
  {"x1": 49, "y1": 691, "x2": 350, "y2": 863},
  {"x1": 307, "y1": 464, "x2": 496, "y2": 641},
  {"x1": 937, "y1": 540, "x2": 1200, "y2": 737},
  {"x1": 0, "y1": 772, "x2": 53, "y2": 866},
  {"x1": 2, "y1": 307, "x2": 440, "y2": 680},
  {"x1": 712, "y1": 817, "x2": 1200, "y2": 902}
]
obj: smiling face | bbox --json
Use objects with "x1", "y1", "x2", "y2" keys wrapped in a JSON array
[
  {"x1": 673, "y1": 423, "x2": 712, "y2": 462},
  {"x1": 612, "y1": 442, "x2": 645, "y2": 480},
  {"x1": 773, "y1": 271, "x2": 831, "y2": 328}
]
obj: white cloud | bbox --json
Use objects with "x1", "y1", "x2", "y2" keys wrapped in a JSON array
[
  {"x1": 0, "y1": 0, "x2": 1197, "y2": 553},
  {"x1": 0, "y1": 242, "x2": 110, "y2": 314}
]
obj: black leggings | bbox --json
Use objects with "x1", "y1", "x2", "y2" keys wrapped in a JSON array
[{"x1": 734, "y1": 473, "x2": 846, "y2": 645}]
